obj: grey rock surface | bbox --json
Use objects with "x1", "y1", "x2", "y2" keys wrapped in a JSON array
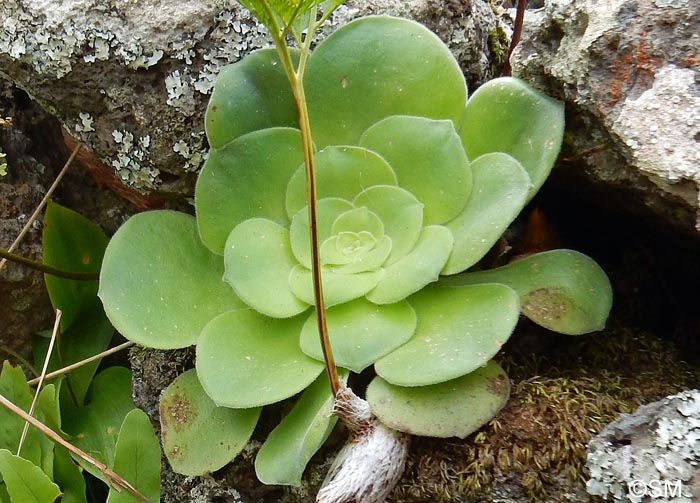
[
  {"x1": 0, "y1": 0, "x2": 506, "y2": 196},
  {"x1": 511, "y1": 0, "x2": 700, "y2": 234},
  {"x1": 0, "y1": 79, "x2": 55, "y2": 360},
  {"x1": 586, "y1": 389, "x2": 700, "y2": 502}
]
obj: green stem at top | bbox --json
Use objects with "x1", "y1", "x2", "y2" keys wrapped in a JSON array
[{"x1": 267, "y1": 6, "x2": 341, "y2": 397}]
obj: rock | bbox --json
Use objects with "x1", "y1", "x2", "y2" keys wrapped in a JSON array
[
  {"x1": 586, "y1": 389, "x2": 700, "y2": 502},
  {"x1": 0, "y1": 0, "x2": 507, "y2": 196},
  {"x1": 511, "y1": 0, "x2": 700, "y2": 234},
  {"x1": 0, "y1": 77, "x2": 61, "y2": 361},
  {"x1": 0, "y1": 74, "x2": 140, "y2": 355},
  {"x1": 1, "y1": 0, "x2": 267, "y2": 194}
]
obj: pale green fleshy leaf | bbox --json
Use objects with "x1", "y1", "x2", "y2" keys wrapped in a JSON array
[
  {"x1": 224, "y1": 218, "x2": 309, "y2": 318},
  {"x1": 442, "y1": 152, "x2": 531, "y2": 275},
  {"x1": 359, "y1": 116, "x2": 471, "y2": 225},
  {"x1": 286, "y1": 146, "x2": 396, "y2": 218},
  {"x1": 99, "y1": 211, "x2": 244, "y2": 349},
  {"x1": 366, "y1": 225, "x2": 453, "y2": 305},
  {"x1": 460, "y1": 77, "x2": 564, "y2": 198},
  {"x1": 196, "y1": 310, "x2": 324, "y2": 408},
  {"x1": 289, "y1": 198, "x2": 354, "y2": 269},
  {"x1": 331, "y1": 207, "x2": 384, "y2": 238},
  {"x1": 160, "y1": 369, "x2": 261, "y2": 476},
  {"x1": 197, "y1": 128, "x2": 305, "y2": 254},
  {"x1": 440, "y1": 250, "x2": 612, "y2": 334},
  {"x1": 375, "y1": 283, "x2": 519, "y2": 386},
  {"x1": 305, "y1": 16, "x2": 467, "y2": 147},
  {"x1": 367, "y1": 360, "x2": 510, "y2": 438},
  {"x1": 300, "y1": 298, "x2": 416, "y2": 372},
  {"x1": 205, "y1": 49, "x2": 298, "y2": 148},
  {"x1": 324, "y1": 235, "x2": 392, "y2": 274},
  {"x1": 353, "y1": 185, "x2": 423, "y2": 264},
  {"x1": 288, "y1": 265, "x2": 383, "y2": 307},
  {"x1": 255, "y1": 370, "x2": 348, "y2": 486}
]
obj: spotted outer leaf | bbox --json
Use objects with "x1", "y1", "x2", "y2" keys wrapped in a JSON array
[
  {"x1": 160, "y1": 369, "x2": 260, "y2": 476},
  {"x1": 441, "y1": 249, "x2": 612, "y2": 335},
  {"x1": 367, "y1": 360, "x2": 510, "y2": 438}
]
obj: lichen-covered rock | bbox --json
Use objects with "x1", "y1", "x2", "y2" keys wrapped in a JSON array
[
  {"x1": 586, "y1": 389, "x2": 700, "y2": 502},
  {"x1": 511, "y1": 0, "x2": 700, "y2": 234},
  {"x1": 0, "y1": 0, "x2": 506, "y2": 196},
  {"x1": 1, "y1": 0, "x2": 269, "y2": 193}
]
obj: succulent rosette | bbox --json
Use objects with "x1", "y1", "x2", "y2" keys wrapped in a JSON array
[{"x1": 99, "y1": 16, "x2": 611, "y2": 482}]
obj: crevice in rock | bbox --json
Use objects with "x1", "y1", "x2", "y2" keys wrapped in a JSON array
[{"x1": 534, "y1": 165, "x2": 700, "y2": 364}]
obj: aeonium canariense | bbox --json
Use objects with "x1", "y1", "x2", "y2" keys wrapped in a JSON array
[{"x1": 99, "y1": 15, "x2": 612, "y2": 484}]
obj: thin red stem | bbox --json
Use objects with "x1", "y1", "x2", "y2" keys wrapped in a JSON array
[{"x1": 502, "y1": 0, "x2": 528, "y2": 77}]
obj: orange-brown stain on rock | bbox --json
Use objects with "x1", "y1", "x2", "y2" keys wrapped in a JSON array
[{"x1": 605, "y1": 33, "x2": 660, "y2": 107}]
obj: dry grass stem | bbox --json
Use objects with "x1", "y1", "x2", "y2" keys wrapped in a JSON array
[
  {"x1": 0, "y1": 142, "x2": 80, "y2": 273},
  {"x1": 17, "y1": 309, "x2": 61, "y2": 455},
  {"x1": 27, "y1": 341, "x2": 135, "y2": 387}
]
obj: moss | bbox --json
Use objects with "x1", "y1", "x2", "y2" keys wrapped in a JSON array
[
  {"x1": 487, "y1": 22, "x2": 510, "y2": 74},
  {"x1": 389, "y1": 321, "x2": 700, "y2": 502}
]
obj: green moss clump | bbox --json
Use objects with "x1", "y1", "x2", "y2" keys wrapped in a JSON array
[{"x1": 487, "y1": 24, "x2": 510, "y2": 73}]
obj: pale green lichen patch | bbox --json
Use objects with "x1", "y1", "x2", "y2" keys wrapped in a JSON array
[
  {"x1": 0, "y1": 1, "x2": 274, "y2": 190},
  {"x1": 1, "y1": 1, "x2": 164, "y2": 77},
  {"x1": 109, "y1": 129, "x2": 159, "y2": 189},
  {"x1": 164, "y1": 10, "x2": 270, "y2": 114},
  {"x1": 74, "y1": 112, "x2": 95, "y2": 133},
  {"x1": 587, "y1": 389, "x2": 700, "y2": 502},
  {"x1": 173, "y1": 132, "x2": 208, "y2": 173}
]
